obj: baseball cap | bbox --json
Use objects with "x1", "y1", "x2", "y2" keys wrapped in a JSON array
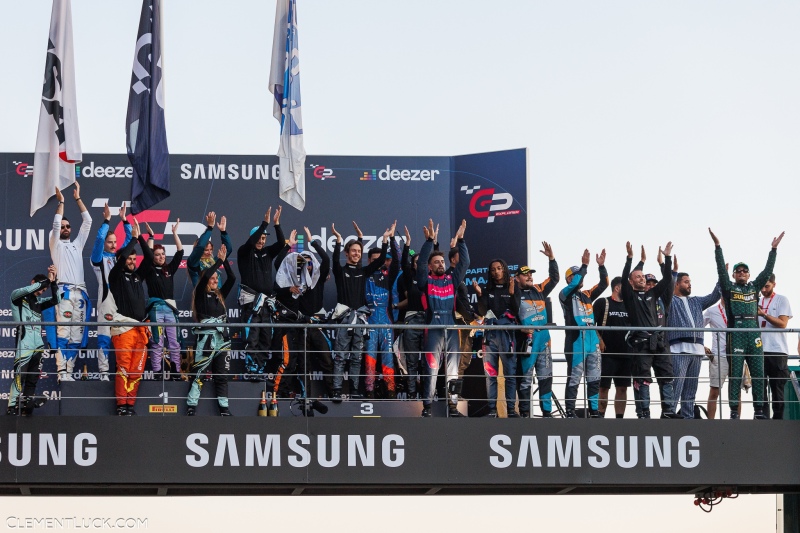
[
  {"x1": 732, "y1": 262, "x2": 749, "y2": 272},
  {"x1": 250, "y1": 226, "x2": 268, "y2": 236},
  {"x1": 644, "y1": 273, "x2": 658, "y2": 283},
  {"x1": 565, "y1": 265, "x2": 581, "y2": 278},
  {"x1": 517, "y1": 265, "x2": 535, "y2": 275}
]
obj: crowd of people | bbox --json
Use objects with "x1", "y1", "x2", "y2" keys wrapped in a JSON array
[{"x1": 6, "y1": 184, "x2": 795, "y2": 419}]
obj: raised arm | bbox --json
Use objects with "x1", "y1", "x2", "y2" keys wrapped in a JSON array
[
  {"x1": 450, "y1": 219, "x2": 469, "y2": 286},
  {"x1": 91, "y1": 205, "x2": 112, "y2": 265},
  {"x1": 753, "y1": 232, "x2": 783, "y2": 290}
]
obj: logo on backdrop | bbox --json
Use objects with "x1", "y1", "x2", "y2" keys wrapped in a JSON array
[
  {"x1": 361, "y1": 165, "x2": 440, "y2": 182},
  {"x1": 461, "y1": 185, "x2": 520, "y2": 223},
  {"x1": 13, "y1": 161, "x2": 34, "y2": 177},
  {"x1": 310, "y1": 164, "x2": 336, "y2": 180}
]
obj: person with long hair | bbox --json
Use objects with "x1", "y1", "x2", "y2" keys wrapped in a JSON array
[{"x1": 187, "y1": 244, "x2": 236, "y2": 416}]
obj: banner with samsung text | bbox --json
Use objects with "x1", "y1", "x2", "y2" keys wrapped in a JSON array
[
  {"x1": 0, "y1": 150, "x2": 527, "y2": 402},
  {"x1": 0, "y1": 418, "x2": 797, "y2": 492}
]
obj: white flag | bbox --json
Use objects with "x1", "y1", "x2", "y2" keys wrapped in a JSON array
[
  {"x1": 31, "y1": 0, "x2": 82, "y2": 217},
  {"x1": 269, "y1": 0, "x2": 306, "y2": 211}
]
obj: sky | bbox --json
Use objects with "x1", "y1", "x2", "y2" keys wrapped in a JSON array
[{"x1": 0, "y1": 0, "x2": 798, "y2": 531}]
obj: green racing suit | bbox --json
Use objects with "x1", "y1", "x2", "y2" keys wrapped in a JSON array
[{"x1": 714, "y1": 246, "x2": 776, "y2": 411}]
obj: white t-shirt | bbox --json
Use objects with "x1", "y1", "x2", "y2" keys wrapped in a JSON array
[
  {"x1": 703, "y1": 301, "x2": 727, "y2": 357},
  {"x1": 759, "y1": 292, "x2": 793, "y2": 354}
]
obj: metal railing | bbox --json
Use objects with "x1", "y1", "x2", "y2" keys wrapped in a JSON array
[{"x1": 2, "y1": 320, "x2": 798, "y2": 419}]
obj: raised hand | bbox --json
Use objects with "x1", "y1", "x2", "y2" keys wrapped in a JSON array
[
  {"x1": 540, "y1": 241, "x2": 554, "y2": 259},
  {"x1": 509, "y1": 276, "x2": 516, "y2": 295},
  {"x1": 424, "y1": 219, "x2": 436, "y2": 240},
  {"x1": 331, "y1": 223, "x2": 342, "y2": 243},
  {"x1": 772, "y1": 231, "x2": 785, "y2": 249},
  {"x1": 288, "y1": 229, "x2": 298, "y2": 246},
  {"x1": 131, "y1": 217, "x2": 141, "y2": 238},
  {"x1": 433, "y1": 223, "x2": 440, "y2": 243},
  {"x1": 640, "y1": 245, "x2": 646, "y2": 263},
  {"x1": 353, "y1": 221, "x2": 363, "y2": 239},
  {"x1": 657, "y1": 247, "x2": 663, "y2": 265},
  {"x1": 596, "y1": 248, "x2": 606, "y2": 266},
  {"x1": 663, "y1": 241, "x2": 673, "y2": 256},
  {"x1": 264, "y1": 207, "x2": 272, "y2": 224},
  {"x1": 103, "y1": 202, "x2": 111, "y2": 221},
  {"x1": 55, "y1": 187, "x2": 64, "y2": 203},
  {"x1": 205, "y1": 211, "x2": 216, "y2": 227},
  {"x1": 119, "y1": 203, "x2": 127, "y2": 221},
  {"x1": 73, "y1": 181, "x2": 81, "y2": 199},
  {"x1": 404, "y1": 225, "x2": 411, "y2": 248},
  {"x1": 273, "y1": 206, "x2": 282, "y2": 225},
  {"x1": 581, "y1": 249, "x2": 590, "y2": 266},
  {"x1": 144, "y1": 222, "x2": 154, "y2": 236},
  {"x1": 708, "y1": 228, "x2": 719, "y2": 246},
  {"x1": 672, "y1": 254, "x2": 679, "y2": 273},
  {"x1": 472, "y1": 279, "x2": 482, "y2": 297},
  {"x1": 217, "y1": 244, "x2": 227, "y2": 261},
  {"x1": 455, "y1": 219, "x2": 467, "y2": 240},
  {"x1": 626, "y1": 241, "x2": 633, "y2": 258},
  {"x1": 217, "y1": 215, "x2": 226, "y2": 232},
  {"x1": 304, "y1": 226, "x2": 313, "y2": 243},
  {"x1": 172, "y1": 218, "x2": 180, "y2": 234},
  {"x1": 389, "y1": 220, "x2": 397, "y2": 237},
  {"x1": 47, "y1": 264, "x2": 57, "y2": 282},
  {"x1": 382, "y1": 225, "x2": 392, "y2": 242}
]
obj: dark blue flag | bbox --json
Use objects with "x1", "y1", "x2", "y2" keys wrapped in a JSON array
[{"x1": 126, "y1": 0, "x2": 169, "y2": 214}]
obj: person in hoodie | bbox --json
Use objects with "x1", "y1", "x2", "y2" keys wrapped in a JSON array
[
  {"x1": 90, "y1": 202, "x2": 131, "y2": 381},
  {"x1": 140, "y1": 220, "x2": 185, "y2": 380}
]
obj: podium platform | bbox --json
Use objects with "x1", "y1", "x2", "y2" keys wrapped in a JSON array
[{"x1": 58, "y1": 381, "x2": 467, "y2": 417}]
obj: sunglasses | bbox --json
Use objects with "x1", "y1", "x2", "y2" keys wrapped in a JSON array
[
  {"x1": 61, "y1": 224, "x2": 71, "y2": 229},
  {"x1": 734, "y1": 269, "x2": 749, "y2": 274}
]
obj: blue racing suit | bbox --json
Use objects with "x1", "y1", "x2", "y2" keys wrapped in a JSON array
[
  {"x1": 416, "y1": 238, "x2": 469, "y2": 408},
  {"x1": 559, "y1": 264, "x2": 608, "y2": 412},
  {"x1": 364, "y1": 243, "x2": 400, "y2": 394},
  {"x1": 514, "y1": 258, "x2": 559, "y2": 416}
]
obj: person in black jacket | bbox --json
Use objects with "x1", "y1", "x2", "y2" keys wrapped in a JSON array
[
  {"x1": 621, "y1": 241, "x2": 680, "y2": 419},
  {"x1": 140, "y1": 220, "x2": 184, "y2": 379},
  {"x1": 238, "y1": 206, "x2": 285, "y2": 380},
  {"x1": 476, "y1": 258, "x2": 519, "y2": 417},
  {"x1": 187, "y1": 245, "x2": 236, "y2": 416},
  {"x1": 108, "y1": 219, "x2": 148, "y2": 416}
]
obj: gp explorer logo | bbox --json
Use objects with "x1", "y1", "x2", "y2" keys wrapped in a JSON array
[
  {"x1": 461, "y1": 185, "x2": 520, "y2": 223},
  {"x1": 13, "y1": 161, "x2": 34, "y2": 177},
  {"x1": 362, "y1": 165, "x2": 439, "y2": 182},
  {"x1": 310, "y1": 164, "x2": 336, "y2": 180}
]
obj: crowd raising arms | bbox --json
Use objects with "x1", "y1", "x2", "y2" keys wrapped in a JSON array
[{"x1": 9, "y1": 183, "x2": 795, "y2": 419}]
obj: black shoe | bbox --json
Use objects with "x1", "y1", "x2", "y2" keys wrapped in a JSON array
[
  {"x1": 753, "y1": 408, "x2": 767, "y2": 420},
  {"x1": 730, "y1": 411, "x2": 740, "y2": 420},
  {"x1": 541, "y1": 411, "x2": 552, "y2": 418},
  {"x1": 589, "y1": 409, "x2": 601, "y2": 418},
  {"x1": 219, "y1": 407, "x2": 232, "y2": 417},
  {"x1": 660, "y1": 411, "x2": 682, "y2": 419},
  {"x1": 421, "y1": 407, "x2": 432, "y2": 418},
  {"x1": 186, "y1": 407, "x2": 196, "y2": 416},
  {"x1": 6, "y1": 405, "x2": 19, "y2": 416},
  {"x1": 507, "y1": 412, "x2": 520, "y2": 418},
  {"x1": 385, "y1": 390, "x2": 397, "y2": 400},
  {"x1": 520, "y1": 411, "x2": 531, "y2": 418},
  {"x1": 637, "y1": 410, "x2": 651, "y2": 419},
  {"x1": 332, "y1": 390, "x2": 343, "y2": 404},
  {"x1": 448, "y1": 406, "x2": 465, "y2": 417},
  {"x1": 116, "y1": 405, "x2": 128, "y2": 416},
  {"x1": 487, "y1": 409, "x2": 498, "y2": 418},
  {"x1": 125, "y1": 407, "x2": 137, "y2": 416},
  {"x1": 364, "y1": 390, "x2": 374, "y2": 399},
  {"x1": 565, "y1": 409, "x2": 577, "y2": 419},
  {"x1": 170, "y1": 373, "x2": 183, "y2": 381}
]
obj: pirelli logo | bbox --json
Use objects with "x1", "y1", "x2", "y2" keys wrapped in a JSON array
[{"x1": 149, "y1": 405, "x2": 178, "y2": 414}]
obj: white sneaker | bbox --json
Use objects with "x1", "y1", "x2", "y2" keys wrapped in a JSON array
[
  {"x1": 59, "y1": 372, "x2": 74, "y2": 382},
  {"x1": 99, "y1": 372, "x2": 109, "y2": 382}
]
